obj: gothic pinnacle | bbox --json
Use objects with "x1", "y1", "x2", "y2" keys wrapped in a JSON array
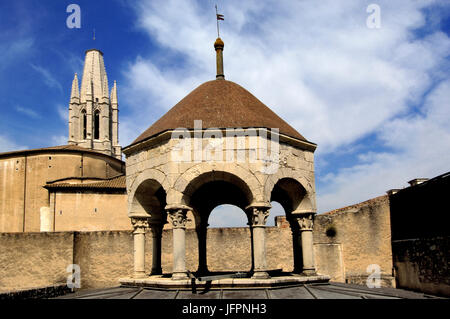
[{"x1": 70, "y1": 73, "x2": 80, "y2": 100}]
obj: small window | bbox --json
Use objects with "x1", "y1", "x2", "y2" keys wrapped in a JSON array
[
  {"x1": 94, "y1": 110, "x2": 100, "y2": 140},
  {"x1": 81, "y1": 110, "x2": 87, "y2": 139}
]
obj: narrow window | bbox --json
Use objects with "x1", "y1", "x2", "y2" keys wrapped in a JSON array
[
  {"x1": 82, "y1": 110, "x2": 87, "y2": 139},
  {"x1": 94, "y1": 110, "x2": 100, "y2": 140}
]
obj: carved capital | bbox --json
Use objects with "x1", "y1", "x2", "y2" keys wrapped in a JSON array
[
  {"x1": 131, "y1": 217, "x2": 150, "y2": 234},
  {"x1": 248, "y1": 207, "x2": 270, "y2": 227},
  {"x1": 292, "y1": 212, "x2": 315, "y2": 231},
  {"x1": 167, "y1": 209, "x2": 189, "y2": 229}
]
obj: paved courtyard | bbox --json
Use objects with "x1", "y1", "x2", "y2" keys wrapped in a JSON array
[{"x1": 55, "y1": 282, "x2": 443, "y2": 299}]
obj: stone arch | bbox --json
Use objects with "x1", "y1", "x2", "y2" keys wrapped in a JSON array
[
  {"x1": 264, "y1": 168, "x2": 316, "y2": 213},
  {"x1": 127, "y1": 168, "x2": 169, "y2": 219},
  {"x1": 169, "y1": 162, "x2": 264, "y2": 206}
]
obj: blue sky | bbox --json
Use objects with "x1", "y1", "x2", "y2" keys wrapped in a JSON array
[{"x1": 1, "y1": 0, "x2": 449, "y2": 227}]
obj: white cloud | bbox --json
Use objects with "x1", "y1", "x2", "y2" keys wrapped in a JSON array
[
  {"x1": 56, "y1": 104, "x2": 68, "y2": 122},
  {"x1": 50, "y1": 135, "x2": 68, "y2": 146},
  {"x1": 120, "y1": 0, "x2": 450, "y2": 215},
  {"x1": 0, "y1": 38, "x2": 34, "y2": 71},
  {"x1": 15, "y1": 106, "x2": 41, "y2": 119},
  {"x1": 0, "y1": 136, "x2": 27, "y2": 153},
  {"x1": 30, "y1": 63, "x2": 63, "y2": 92},
  {"x1": 317, "y1": 80, "x2": 450, "y2": 212}
]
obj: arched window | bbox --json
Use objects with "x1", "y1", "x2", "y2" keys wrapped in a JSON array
[
  {"x1": 94, "y1": 110, "x2": 100, "y2": 140},
  {"x1": 81, "y1": 110, "x2": 87, "y2": 139}
]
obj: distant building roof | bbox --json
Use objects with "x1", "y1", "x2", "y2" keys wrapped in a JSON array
[
  {"x1": 129, "y1": 80, "x2": 311, "y2": 147},
  {"x1": 45, "y1": 175, "x2": 126, "y2": 191},
  {"x1": 0, "y1": 144, "x2": 124, "y2": 163}
]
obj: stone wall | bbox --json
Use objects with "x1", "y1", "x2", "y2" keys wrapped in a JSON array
[
  {"x1": 0, "y1": 193, "x2": 395, "y2": 291},
  {"x1": 0, "y1": 227, "x2": 295, "y2": 291},
  {"x1": 0, "y1": 232, "x2": 74, "y2": 292},
  {"x1": 0, "y1": 151, "x2": 124, "y2": 233},
  {"x1": 392, "y1": 236, "x2": 450, "y2": 297},
  {"x1": 313, "y1": 195, "x2": 395, "y2": 287},
  {"x1": 54, "y1": 192, "x2": 130, "y2": 231}
]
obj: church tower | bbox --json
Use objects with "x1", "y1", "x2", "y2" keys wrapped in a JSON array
[{"x1": 68, "y1": 49, "x2": 121, "y2": 159}]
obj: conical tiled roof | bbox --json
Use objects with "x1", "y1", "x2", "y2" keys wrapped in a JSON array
[{"x1": 132, "y1": 80, "x2": 307, "y2": 145}]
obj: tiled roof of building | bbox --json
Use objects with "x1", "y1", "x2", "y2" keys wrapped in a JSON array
[
  {"x1": 130, "y1": 80, "x2": 309, "y2": 146},
  {"x1": 45, "y1": 175, "x2": 126, "y2": 190},
  {"x1": 0, "y1": 144, "x2": 124, "y2": 163}
]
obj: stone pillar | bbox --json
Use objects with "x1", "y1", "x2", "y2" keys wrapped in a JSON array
[
  {"x1": 247, "y1": 204, "x2": 271, "y2": 279},
  {"x1": 167, "y1": 206, "x2": 190, "y2": 280},
  {"x1": 196, "y1": 221, "x2": 209, "y2": 275},
  {"x1": 150, "y1": 222, "x2": 163, "y2": 276},
  {"x1": 131, "y1": 217, "x2": 150, "y2": 278},
  {"x1": 292, "y1": 212, "x2": 316, "y2": 276}
]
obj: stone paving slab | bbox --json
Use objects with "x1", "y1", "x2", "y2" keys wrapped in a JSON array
[
  {"x1": 268, "y1": 286, "x2": 315, "y2": 299},
  {"x1": 53, "y1": 283, "x2": 445, "y2": 299}
]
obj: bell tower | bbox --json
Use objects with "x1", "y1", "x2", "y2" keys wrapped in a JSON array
[{"x1": 68, "y1": 49, "x2": 121, "y2": 159}]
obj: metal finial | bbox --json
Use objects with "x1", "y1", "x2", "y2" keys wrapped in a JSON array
[{"x1": 93, "y1": 29, "x2": 96, "y2": 41}]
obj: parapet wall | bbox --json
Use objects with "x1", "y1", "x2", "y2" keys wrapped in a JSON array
[
  {"x1": 0, "y1": 227, "x2": 295, "y2": 291},
  {"x1": 0, "y1": 196, "x2": 395, "y2": 291},
  {"x1": 313, "y1": 195, "x2": 395, "y2": 287}
]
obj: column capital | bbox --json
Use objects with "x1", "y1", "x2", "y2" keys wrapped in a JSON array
[
  {"x1": 166, "y1": 205, "x2": 191, "y2": 230},
  {"x1": 131, "y1": 217, "x2": 150, "y2": 234},
  {"x1": 247, "y1": 204, "x2": 271, "y2": 227},
  {"x1": 291, "y1": 212, "x2": 316, "y2": 231}
]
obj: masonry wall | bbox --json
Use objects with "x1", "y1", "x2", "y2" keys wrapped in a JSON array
[
  {"x1": 0, "y1": 227, "x2": 295, "y2": 291},
  {"x1": 0, "y1": 151, "x2": 124, "y2": 233},
  {"x1": 313, "y1": 195, "x2": 395, "y2": 287},
  {"x1": 0, "y1": 232, "x2": 74, "y2": 292},
  {"x1": 0, "y1": 194, "x2": 394, "y2": 291},
  {"x1": 392, "y1": 237, "x2": 450, "y2": 297},
  {"x1": 54, "y1": 192, "x2": 130, "y2": 231},
  {"x1": 389, "y1": 172, "x2": 450, "y2": 296}
]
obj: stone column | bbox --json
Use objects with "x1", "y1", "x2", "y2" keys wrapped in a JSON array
[
  {"x1": 131, "y1": 217, "x2": 150, "y2": 279},
  {"x1": 292, "y1": 212, "x2": 316, "y2": 276},
  {"x1": 247, "y1": 205, "x2": 271, "y2": 279},
  {"x1": 167, "y1": 206, "x2": 190, "y2": 280},
  {"x1": 149, "y1": 222, "x2": 163, "y2": 276},
  {"x1": 196, "y1": 221, "x2": 209, "y2": 275}
]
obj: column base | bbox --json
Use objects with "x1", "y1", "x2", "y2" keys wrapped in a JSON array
[
  {"x1": 196, "y1": 266, "x2": 209, "y2": 275},
  {"x1": 150, "y1": 268, "x2": 163, "y2": 276},
  {"x1": 251, "y1": 271, "x2": 271, "y2": 279},
  {"x1": 133, "y1": 271, "x2": 147, "y2": 279},
  {"x1": 172, "y1": 272, "x2": 189, "y2": 280},
  {"x1": 301, "y1": 269, "x2": 316, "y2": 276}
]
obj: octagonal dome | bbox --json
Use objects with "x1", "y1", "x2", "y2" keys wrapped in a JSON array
[{"x1": 131, "y1": 79, "x2": 309, "y2": 146}]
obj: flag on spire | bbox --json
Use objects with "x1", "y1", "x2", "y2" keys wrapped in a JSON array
[{"x1": 215, "y1": 5, "x2": 224, "y2": 37}]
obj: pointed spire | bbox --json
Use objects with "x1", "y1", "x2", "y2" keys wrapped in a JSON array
[
  {"x1": 102, "y1": 74, "x2": 109, "y2": 98},
  {"x1": 214, "y1": 38, "x2": 225, "y2": 80},
  {"x1": 111, "y1": 80, "x2": 118, "y2": 104},
  {"x1": 70, "y1": 73, "x2": 80, "y2": 100}
]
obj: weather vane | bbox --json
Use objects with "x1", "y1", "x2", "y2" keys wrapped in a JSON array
[
  {"x1": 93, "y1": 28, "x2": 96, "y2": 41},
  {"x1": 215, "y1": 4, "x2": 224, "y2": 38}
]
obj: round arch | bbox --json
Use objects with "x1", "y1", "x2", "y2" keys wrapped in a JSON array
[{"x1": 128, "y1": 168, "x2": 169, "y2": 218}]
